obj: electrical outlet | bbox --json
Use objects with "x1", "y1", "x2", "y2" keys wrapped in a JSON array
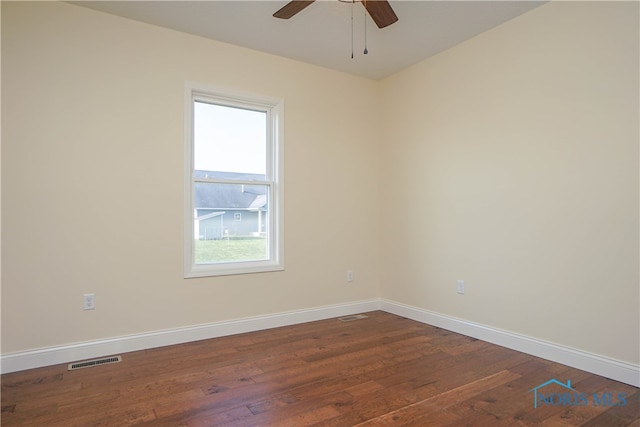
[
  {"x1": 83, "y1": 293, "x2": 95, "y2": 310},
  {"x1": 347, "y1": 270, "x2": 354, "y2": 283},
  {"x1": 457, "y1": 280, "x2": 465, "y2": 294}
]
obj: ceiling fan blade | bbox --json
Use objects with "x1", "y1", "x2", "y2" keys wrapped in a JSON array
[
  {"x1": 273, "y1": 1, "x2": 315, "y2": 19},
  {"x1": 362, "y1": 0, "x2": 398, "y2": 28}
]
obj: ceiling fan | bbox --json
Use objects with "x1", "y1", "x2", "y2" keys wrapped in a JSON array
[{"x1": 273, "y1": 0, "x2": 399, "y2": 29}]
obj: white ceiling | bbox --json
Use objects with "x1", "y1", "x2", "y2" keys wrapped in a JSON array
[{"x1": 72, "y1": 1, "x2": 544, "y2": 80}]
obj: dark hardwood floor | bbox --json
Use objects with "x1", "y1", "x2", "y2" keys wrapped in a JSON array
[{"x1": 2, "y1": 311, "x2": 638, "y2": 426}]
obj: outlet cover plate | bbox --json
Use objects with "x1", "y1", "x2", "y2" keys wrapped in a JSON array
[{"x1": 83, "y1": 293, "x2": 95, "y2": 310}]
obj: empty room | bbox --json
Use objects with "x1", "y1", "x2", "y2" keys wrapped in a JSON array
[{"x1": 1, "y1": 1, "x2": 638, "y2": 425}]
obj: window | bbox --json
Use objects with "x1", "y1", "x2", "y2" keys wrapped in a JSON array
[{"x1": 185, "y1": 84, "x2": 283, "y2": 277}]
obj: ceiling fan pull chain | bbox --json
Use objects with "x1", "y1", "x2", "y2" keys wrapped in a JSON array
[
  {"x1": 351, "y1": 1, "x2": 354, "y2": 59},
  {"x1": 363, "y1": 5, "x2": 368, "y2": 55}
]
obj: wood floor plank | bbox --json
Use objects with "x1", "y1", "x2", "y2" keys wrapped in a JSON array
[
  {"x1": 2, "y1": 311, "x2": 638, "y2": 426},
  {"x1": 555, "y1": 389, "x2": 640, "y2": 427},
  {"x1": 354, "y1": 370, "x2": 522, "y2": 426}
]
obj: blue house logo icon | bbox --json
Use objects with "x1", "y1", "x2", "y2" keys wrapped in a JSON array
[
  {"x1": 529, "y1": 378, "x2": 627, "y2": 408},
  {"x1": 528, "y1": 379, "x2": 577, "y2": 408}
]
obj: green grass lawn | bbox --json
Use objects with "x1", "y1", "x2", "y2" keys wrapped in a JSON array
[{"x1": 195, "y1": 238, "x2": 267, "y2": 263}]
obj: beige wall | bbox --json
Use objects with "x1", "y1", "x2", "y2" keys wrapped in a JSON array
[
  {"x1": 1, "y1": 2, "x2": 381, "y2": 352},
  {"x1": 380, "y1": 1, "x2": 639, "y2": 364},
  {"x1": 2, "y1": 1, "x2": 638, "y2": 368}
]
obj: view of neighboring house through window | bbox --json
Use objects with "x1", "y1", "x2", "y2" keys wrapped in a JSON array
[{"x1": 185, "y1": 85, "x2": 283, "y2": 277}]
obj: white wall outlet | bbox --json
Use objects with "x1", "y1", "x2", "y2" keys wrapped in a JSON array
[
  {"x1": 83, "y1": 293, "x2": 95, "y2": 310},
  {"x1": 347, "y1": 270, "x2": 354, "y2": 283},
  {"x1": 457, "y1": 280, "x2": 465, "y2": 294}
]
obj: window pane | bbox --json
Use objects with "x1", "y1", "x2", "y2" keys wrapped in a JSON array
[
  {"x1": 186, "y1": 86, "x2": 283, "y2": 278},
  {"x1": 193, "y1": 182, "x2": 269, "y2": 264},
  {"x1": 194, "y1": 101, "x2": 267, "y2": 177}
]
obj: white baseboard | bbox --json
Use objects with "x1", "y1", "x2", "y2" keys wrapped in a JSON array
[
  {"x1": 380, "y1": 299, "x2": 640, "y2": 388},
  {"x1": 3, "y1": 298, "x2": 638, "y2": 388},
  {"x1": 0, "y1": 298, "x2": 381, "y2": 374}
]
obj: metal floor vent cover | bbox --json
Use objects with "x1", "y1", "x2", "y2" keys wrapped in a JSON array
[
  {"x1": 68, "y1": 355, "x2": 122, "y2": 371},
  {"x1": 338, "y1": 314, "x2": 368, "y2": 322}
]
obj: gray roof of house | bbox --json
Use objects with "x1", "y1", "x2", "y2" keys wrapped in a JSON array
[{"x1": 194, "y1": 170, "x2": 267, "y2": 210}]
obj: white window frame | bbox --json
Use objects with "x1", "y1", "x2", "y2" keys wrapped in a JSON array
[{"x1": 184, "y1": 83, "x2": 284, "y2": 278}]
